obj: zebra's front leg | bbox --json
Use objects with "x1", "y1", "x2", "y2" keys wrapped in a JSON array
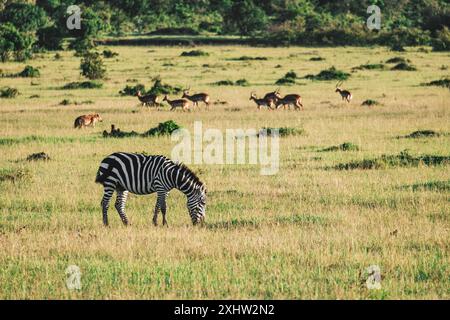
[
  {"x1": 115, "y1": 191, "x2": 129, "y2": 225},
  {"x1": 101, "y1": 189, "x2": 114, "y2": 226},
  {"x1": 161, "y1": 193, "x2": 169, "y2": 227}
]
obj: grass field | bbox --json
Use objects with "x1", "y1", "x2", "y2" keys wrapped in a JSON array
[{"x1": 0, "y1": 45, "x2": 449, "y2": 299}]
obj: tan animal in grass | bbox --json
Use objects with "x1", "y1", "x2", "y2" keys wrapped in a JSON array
[
  {"x1": 275, "y1": 94, "x2": 304, "y2": 111},
  {"x1": 182, "y1": 88, "x2": 210, "y2": 110},
  {"x1": 163, "y1": 95, "x2": 190, "y2": 111},
  {"x1": 335, "y1": 81, "x2": 352, "y2": 103},
  {"x1": 74, "y1": 113, "x2": 103, "y2": 129}
]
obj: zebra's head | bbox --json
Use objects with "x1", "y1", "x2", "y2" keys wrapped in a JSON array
[{"x1": 188, "y1": 185, "x2": 207, "y2": 225}]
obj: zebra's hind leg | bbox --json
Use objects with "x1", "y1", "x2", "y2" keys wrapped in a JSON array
[
  {"x1": 115, "y1": 190, "x2": 129, "y2": 225},
  {"x1": 161, "y1": 192, "x2": 169, "y2": 227},
  {"x1": 101, "y1": 188, "x2": 115, "y2": 226}
]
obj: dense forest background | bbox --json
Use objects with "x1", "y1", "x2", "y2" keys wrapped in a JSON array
[{"x1": 0, "y1": 0, "x2": 449, "y2": 61}]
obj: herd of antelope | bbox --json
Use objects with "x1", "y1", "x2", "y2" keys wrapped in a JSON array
[{"x1": 74, "y1": 82, "x2": 352, "y2": 127}]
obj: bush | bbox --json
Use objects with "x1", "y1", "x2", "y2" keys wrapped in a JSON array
[
  {"x1": 80, "y1": 51, "x2": 106, "y2": 80},
  {"x1": 432, "y1": 27, "x2": 450, "y2": 52},
  {"x1": 321, "y1": 142, "x2": 360, "y2": 152},
  {"x1": 229, "y1": 56, "x2": 268, "y2": 61},
  {"x1": 18, "y1": 65, "x2": 40, "y2": 78},
  {"x1": 361, "y1": 99, "x2": 380, "y2": 106},
  {"x1": 310, "y1": 57, "x2": 325, "y2": 61},
  {"x1": 402, "y1": 130, "x2": 441, "y2": 139},
  {"x1": 119, "y1": 84, "x2": 146, "y2": 96},
  {"x1": 423, "y1": 78, "x2": 450, "y2": 89},
  {"x1": 147, "y1": 78, "x2": 183, "y2": 95},
  {"x1": 37, "y1": 25, "x2": 64, "y2": 50},
  {"x1": 180, "y1": 50, "x2": 209, "y2": 57},
  {"x1": 102, "y1": 49, "x2": 119, "y2": 58},
  {"x1": 235, "y1": 79, "x2": 250, "y2": 86},
  {"x1": 391, "y1": 62, "x2": 417, "y2": 71},
  {"x1": 305, "y1": 66, "x2": 350, "y2": 81},
  {"x1": 0, "y1": 23, "x2": 34, "y2": 62},
  {"x1": 62, "y1": 81, "x2": 103, "y2": 90},
  {"x1": 275, "y1": 70, "x2": 298, "y2": 85},
  {"x1": 353, "y1": 63, "x2": 385, "y2": 71},
  {"x1": 0, "y1": 87, "x2": 19, "y2": 98},
  {"x1": 143, "y1": 120, "x2": 181, "y2": 137},
  {"x1": 386, "y1": 57, "x2": 410, "y2": 64},
  {"x1": 213, "y1": 80, "x2": 235, "y2": 86}
]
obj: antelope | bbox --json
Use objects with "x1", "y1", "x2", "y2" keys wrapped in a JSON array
[
  {"x1": 163, "y1": 95, "x2": 190, "y2": 111},
  {"x1": 263, "y1": 88, "x2": 282, "y2": 109},
  {"x1": 182, "y1": 88, "x2": 210, "y2": 110},
  {"x1": 335, "y1": 81, "x2": 352, "y2": 103},
  {"x1": 275, "y1": 94, "x2": 304, "y2": 111},
  {"x1": 74, "y1": 113, "x2": 103, "y2": 128},
  {"x1": 250, "y1": 92, "x2": 273, "y2": 110},
  {"x1": 137, "y1": 90, "x2": 159, "y2": 107}
]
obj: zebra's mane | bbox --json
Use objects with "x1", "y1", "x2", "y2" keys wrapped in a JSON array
[{"x1": 173, "y1": 160, "x2": 204, "y2": 188}]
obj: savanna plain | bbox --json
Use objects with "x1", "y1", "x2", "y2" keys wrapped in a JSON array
[{"x1": 0, "y1": 45, "x2": 448, "y2": 299}]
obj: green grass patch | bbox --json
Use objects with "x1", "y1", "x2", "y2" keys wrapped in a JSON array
[
  {"x1": 403, "y1": 180, "x2": 450, "y2": 192},
  {"x1": 305, "y1": 66, "x2": 350, "y2": 81},
  {"x1": 321, "y1": 142, "x2": 360, "y2": 152},
  {"x1": 62, "y1": 81, "x2": 103, "y2": 90},
  {"x1": 275, "y1": 214, "x2": 327, "y2": 226},
  {"x1": 18, "y1": 66, "x2": 40, "y2": 77},
  {"x1": 353, "y1": 63, "x2": 385, "y2": 71},
  {"x1": 0, "y1": 135, "x2": 97, "y2": 146},
  {"x1": 206, "y1": 218, "x2": 260, "y2": 230},
  {"x1": 335, "y1": 150, "x2": 450, "y2": 170}
]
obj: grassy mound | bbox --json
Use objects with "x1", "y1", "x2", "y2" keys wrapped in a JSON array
[
  {"x1": 62, "y1": 81, "x2": 102, "y2": 90},
  {"x1": 0, "y1": 87, "x2": 19, "y2": 98},
  {"x1": 335, "y1": 150, "x2": 450, "y2": 170},
  {"x1": 259, "y1": 127, "x2": 304, "y2": 137},
  {"x1": 275, "y1": 70, "x2": 298, "y2": 85},
  {"x1": 361, "y1": 99, "x2": 380, "y2": 106},
  {"x1": 180, "y1": 50, "x2": 209, "y2": 57},
  {"x1": 310, "y1": 57, "x2": 325, "y2": 61},
  {"x1": 353, "y1": 63, "x2": 385, "y2": 71},
  {"x1": 423, "y1": 78, "x2": 450, "y2": 89},
  {"x1": 321, "y1": 142, "x2": 360, "y2": 152},
  {"x1": 119, "y1": 84, "x2": 146, "y2": 96},
  {"x1": 305, "y1": 66, "x2": 350, "y2": 81},
  {"x1": 391, "y1": 62, "x2": 417, "y2": 71}
]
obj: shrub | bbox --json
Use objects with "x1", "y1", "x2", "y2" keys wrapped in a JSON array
[
  {"x1": 391, "y1": 62, "x2": 417, "y2": 71},
  {"x1": 361, "y1": 99, "x2": 380, "y2": 106},
  {"x1": 235, "y1": 79, "x2": 250, "y2": 86},
  {"x1": 305, "y1": 66, "x2": 350, "y2": 81},
  {"x1": 423, "y1": 78, "x2": 450, "y2": 89},
  {"x1": 102, "y1": 49, "x2": 119, "y2": 58},
  {"x1": 386, "y1": 57, "x2": 410, "y2": 64},
  {"x1": 180, "y1": 50, "x2": 209, "y2": 57},
  {"x1": 26, "y1": 152, "x2": 50, "y2": 161},
  {"x1": 275, "y1": 70, "x2": 298, "y2": 85},
  {"x1": 142, "y1": 120, "x2": 181, "y2": 137},
  {"x1": 62, "y1": 81, "x2": 103, "y2": 90},
  {"x1": 229, "y1": 56, "x2": 268, "y2": 61},
  {"x1": 321, "y1": 142, "x2": 360, "y2": 152},
  {"x1": 0, "y1": 87, "x2": 19, "y2": 98},
  {"x1": 119, "y1": 84, "x2": 146, "y2": 96},
  {"x1": 310, "y1": 57, "x2": 325, "y2": 61},
  {"x1": 18, "y1": 65, "x2": 40, "y2": 77},
  {"x1": 213, "y1": 80, "x2": 235, "y2": 86},
  {"x1": 402, "y1": 130, "x2": 441, "y2": 138},
  {"x1": 80, "y1": 51, "x2": 106, "y2": 80},
  {"x1": 147, "y1": 78, "x2": 183, "y2": 95},
  {"x1": 353, "y1": 63, "x2": 385, "y2": 71}
]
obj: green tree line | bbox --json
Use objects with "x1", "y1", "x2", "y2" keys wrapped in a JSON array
[{"x1": 0, "y1": 0, "x2": 449, "y2": 61}]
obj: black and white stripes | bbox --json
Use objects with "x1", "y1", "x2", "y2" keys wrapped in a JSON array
[{"x1": 95, "y1": 153, "x2": 206, "y2": 226}]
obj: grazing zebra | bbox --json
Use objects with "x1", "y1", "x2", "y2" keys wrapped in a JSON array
[{"x1": 95, "y1": 153, "x2": 207, "y2": 226}]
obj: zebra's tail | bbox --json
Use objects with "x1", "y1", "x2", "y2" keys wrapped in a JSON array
[{"x1": 95, "y1": 164, "x2": 113, "y2": 184}]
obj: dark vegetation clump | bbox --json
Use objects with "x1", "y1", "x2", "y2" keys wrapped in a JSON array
[
  {"x1": 275, "y1": 70, "x2": 298, "y2": 85},
  {"x1": 259, "y1": 127, "x2": 304, "y2": 137},
  {"x1": 62, "y1": 81, "x2": 103, "y2": 90},
  {"x1": 54, "y1": 53, "x2": 62, "y2": 60},
  {"x1": 423, "y1": 78, "x2": 450, "y2": 89},
  {"x1": 0, "y1": 87, "x2": 19, "y2": 98},
  {"x1": 321, "y1": 142, "x2": 360, "y2": 152},
  {"x1": 213, "y1": 79, "x2": 249, "y2": 86},
  {"x1": 0, "y1": 168, "x2": 30, "y2": 183},
  {"x1": 26, "y1": 152, "x2": 50, "y2": 161},
  {"x1": 180, "y1": 50, "x2": 209, "y2": 57},
  {"x1": 59, "y1": 99, "x2": 94, "y2": 105},
  {"x1": 18, "y1": 65, "x2": 40, "y2": 77},
  {"x1": 386, "y1": 57, "x2": 410, "y2": 64},
  {"x1": 401, "y1": 130, "x2": 441, "y2": 139},
  {"x1": 148, "y1": 27, "x2": 199, "y2": 36},
  {"x1": 119, "y1": 84, "x2": 146, "y2": 96},
  {"x1": 335, "y1": 150, "x2": 450, "y2": 170},
  {"x1": 391, "y1": 62, "x2": 417, "y2": 71},
  {"x1": 102, "y1": 49, "x2": 118, "y2": 58},
  {"x1": 229, "y1": 56, "x2": 268, "y2": 61},
  {"x1": 80, "y1": 51, "x2": 106, "y2": 79},
  {"x1": 146, "y1": 78, "x2": 183, "y2": 95},
  {"x1": 361, "y1": 99, "x2": 380, "y2": 106},
  {"x1": 103, "y1": 121, "x2": 181, "y2": 138},
  {"x1": 353, "y1": 63, "x2": 385, "y2": 71},
  {"x1": 305, "y1": 66, "x2": 350, "y2": 81},
  {"x1": 310, "y1": 57, "x2": 325, "y2": 61}
]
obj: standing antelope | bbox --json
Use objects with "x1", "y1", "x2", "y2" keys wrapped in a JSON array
[
  {"x1": 263, "y1": 88, "x2": 282, "y2": 109},
  {"x1": 275, "y1": 94, "x2": 304, "y2": 111},
  {"x1": 335, "y1": 81, "x2": 352, "y2": 103},
  {"x1": 163, "y1": 95, "x2": 190, "y2": 111},
  {"x1": 250, "y1": 92, "x2": 273, "y2": 110},
  {"x1": 137, "y1": 90, "x2": 159, "y2": 107},
  {"x1": 182, "y1": 88, "x2": 210, "y2": 110}
]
